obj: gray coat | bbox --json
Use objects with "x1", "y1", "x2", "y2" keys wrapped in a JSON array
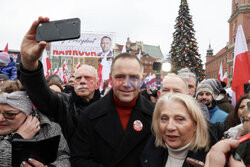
[{"x1": 0, "y1": 112, "x2": 70, "y2": 167}]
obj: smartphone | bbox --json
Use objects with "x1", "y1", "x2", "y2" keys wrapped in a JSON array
[
  {"x1": 36, "y1": 18, "x2": 81, "y2": 42},
  {"x1": 12, "y1": 135, "x2": 60, "y2": 167}
]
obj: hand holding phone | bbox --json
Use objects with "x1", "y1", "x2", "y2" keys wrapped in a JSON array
[
  {"x1": 21, "y1": 17, "x2": 81, "y2": 70},
  {"x1": 21, "y1": 17, "x2": 49, "y2": 70}
]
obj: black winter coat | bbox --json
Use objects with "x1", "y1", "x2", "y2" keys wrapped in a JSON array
[
  {"x1": 140, "y1": 121, "x2": 224, "y2": 167},
  {"x1": 70, "y1": 90, "x2": 155, "y2": 167},
  {"x1": 140, "y1": 135, "x2": 207, "y2": 167},
  {"x1": 18, "y1": 61, "x2": 100, "y2": 144},
  {"x1": 216, "y1": 94, "x2": 234, "y2": 113}
]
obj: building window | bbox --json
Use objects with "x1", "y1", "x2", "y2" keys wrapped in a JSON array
[
  {"x1": 80, "y1": 59, "x2": 84, "y2": 64},
  {"x1": 92, "y1": 60, "x2": 95, "y2": 66},
  {"x1": 145, "y1": 66, "x2": 147, "y2": 70},
  {"x1": 86, "y1": 59, "x2": 90, "y2": 65},
  {"x1": 62, "y1": 59, "x2": 65, "y2": 63},
  {"x1": 74, "y1": 58, "x2": 78, "y2": 64},
  {"x1": 67, "y1": 59, "x2": 72, "y2": 64}
]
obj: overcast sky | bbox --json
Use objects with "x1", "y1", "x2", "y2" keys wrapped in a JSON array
[{"x1": 0, "y1": 0, "x2": 231, "y2": 63}]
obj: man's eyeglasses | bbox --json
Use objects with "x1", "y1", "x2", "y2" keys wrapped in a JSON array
[{"x1": 0, "y1": 111, "x2": 22, "y2": 120}]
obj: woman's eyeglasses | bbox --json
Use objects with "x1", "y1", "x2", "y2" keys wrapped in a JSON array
[{"x1": 0, "y1": 111, "x2": 22, "y2": 120}]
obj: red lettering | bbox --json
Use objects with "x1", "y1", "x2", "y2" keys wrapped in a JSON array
[
  {"x1": 65, "y1": 50, "x2": 72, "y2": 55},
  {"x1": 85, "y1": 52, "x2": 90, "y2": 56},
  {"x1": 91, "y1": 52, "x2": 97, "y2": 57},
  {"x1": 53, "y1": 50, "x2": 59, "y2": 55},
  {"x1": 59, "y1": 51, "x2": 65, "y2": 55},
  {"x1": 73, "y1": 50, "x2": 78, "y2": 56},
  {"x1": 79, "y1": 51, "x2": 84, "y2": 56}
]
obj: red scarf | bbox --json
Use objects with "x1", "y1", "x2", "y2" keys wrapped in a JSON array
[{"x1": 113, "y1": 94, "x2": 138, "y2": 131}]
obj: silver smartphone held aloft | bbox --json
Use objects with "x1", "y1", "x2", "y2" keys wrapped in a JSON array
[{"x1": 36, "y1": 18, "x2": 81, "y2": 42}]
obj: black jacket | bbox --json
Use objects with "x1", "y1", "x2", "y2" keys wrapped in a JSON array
[
  {"x1": 140, "y1": 135, "x2": 208, "y2": 167},
  {"x1": 140, "y1": 120, "x2": 224, "y2": 167},
  {"x1": 18, "y1": 61, "x2": 100, "y2": 143},
  {"x1": 216, "y1": 94, "x2": 234, "y2": 113},
  {"x1": 70, "y1": 90, "x2": 155, "y2": 167}
]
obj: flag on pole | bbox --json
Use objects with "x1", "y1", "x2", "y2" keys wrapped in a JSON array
[
  {"x1": 53, "y1": 68, "x2": 58, "y2": 75},
  {"x1": 41, "y1": 50, "x2": 51, "y2": 78},
  {"x1": 222, "y1": 72, "x2": 228, "y2": 85},
  {"x1": 121, "y1": 43, "x2": 126, "y2": 53},
  {"x1": 231, "y1": 25, "x2": 250, "y2": 106},
  {"x1": 74, "y1": 62, "x2": 81, "y2": 72},
  {"x1": 97, "y1": 63, "x2": 103, "y2": 88},
  {"x1": 58, "y1": 67, "x2": 64, "y2": 81},
  {"x1": 97, "y1": 55, "x2": 112, "y2": 90},
  {"x1": 137, "y1": 50, "x2": 141, "y2": 60},
  {"x1": 218, "y1": 61, "x2": 223, "y2": 82},
  {"x1": 62, "y1": 60, "x2": 68, "y2": 72},
  {"x1": 3, "y1": 43, "x2": 8, "y2": 53},
  {"x1": 62, "y1": 60, "x2": 68, "y2": 83}
]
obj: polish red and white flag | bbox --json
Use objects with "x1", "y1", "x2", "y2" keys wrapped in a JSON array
[
  {"x1": 231, "y1": 25, "x2": 250, "y2": 106},
  {"x1": 74, "y1": 62, "x2": 81, "y2": 72},
  {"x1": 222, "y1": 72, "x2": 228, "y2": 85},
  {"x1": 58, "y1": 67, "x2": 64, "y2": 81},
  {"x1": 53, "y1": 68, "x2": 58, "y2": 75},
  {"x1": 137, "y1": 50, "x2": 141, "y2": 60},
  {"x1": 62, "y1": 60, "x2": 68, "y2": 83},
  {"x1": 41, "y1": 50, "x2": 51, "y2": 78},
  {"x1": 3, "y1": 43, "x2": 8, "y2": 52},
  {"x1": 121, "y1": 43, "x2": 126, "y2": 53},
  {"x1": 218, "y1": 61, "x2": 223, "y2": 82},
  {"x1": 97, "y1": 63, "x2": 103, "y2": 88}
]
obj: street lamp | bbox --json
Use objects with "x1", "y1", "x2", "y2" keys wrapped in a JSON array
[{"x1": 162, "y1": 62, "x2": 171, "y2": 72}]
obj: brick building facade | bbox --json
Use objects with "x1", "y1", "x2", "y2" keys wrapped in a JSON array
[
  {"x1": 114, "y1": 38, "x2": 163, "y2": 77},
  {"x1": 205, "y1": 0, "x2": 250, "y2": 84}
]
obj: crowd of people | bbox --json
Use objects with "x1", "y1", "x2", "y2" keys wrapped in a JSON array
[{"x1": 0, "y1": 17, "x2": 249, "y2": 167}]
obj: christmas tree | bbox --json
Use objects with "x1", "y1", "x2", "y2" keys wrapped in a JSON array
[{"x1": 169, "y1": 0, "x2": 205, "y2": 81}]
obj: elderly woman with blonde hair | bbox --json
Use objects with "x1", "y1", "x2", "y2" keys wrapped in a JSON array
[{"x1": 140, "y1": 93, "x2": 216, "y2": 167}]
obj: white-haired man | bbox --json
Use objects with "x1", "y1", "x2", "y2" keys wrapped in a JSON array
[
  {"x1": 158, "y1": 73, "x2": 210, "y2": 120},
  {"x1": 178, "y1": 68, "x2": 197, "y2": 97}
]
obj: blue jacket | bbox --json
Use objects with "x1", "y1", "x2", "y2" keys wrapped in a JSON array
[
  {"x1": 0, "y1": 57, "x2": 17, "y2": 80},
  {"x1": 209, "y1": 106, "x2": 228, "y2": 123}
]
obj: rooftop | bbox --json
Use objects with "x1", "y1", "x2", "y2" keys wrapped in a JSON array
[{"x1": 143, "y1": 44, "x2": 163, "y2": 59}]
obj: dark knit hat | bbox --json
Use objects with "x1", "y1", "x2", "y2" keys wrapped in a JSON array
[
  {"x1": 200, "y1": 79, "x2": 223, "y2": 95},
  {"x1": 196, "y1": 84, "x2": 214, "y2": 97}
]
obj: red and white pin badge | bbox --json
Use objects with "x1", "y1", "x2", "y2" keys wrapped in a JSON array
[{"x1": 133, "y1": 120, "x2": 143, "y2": 132}]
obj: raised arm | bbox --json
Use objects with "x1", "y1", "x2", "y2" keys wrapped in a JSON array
[
  {"x1": 20, "y1": 17, "x2": 49, "y2": 70},
  {"x1": 19, "y1": 17, "x2": 68, "y2": 126}
]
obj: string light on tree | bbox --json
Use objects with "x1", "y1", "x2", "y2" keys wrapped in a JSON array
[{"x1": 169, "y1": 0, "x2": 205, "y2": 81}]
